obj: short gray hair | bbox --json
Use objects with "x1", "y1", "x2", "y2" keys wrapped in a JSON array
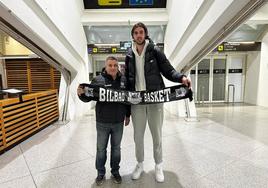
[{"x1": 106, "y1": 56, "x2": 118, "y2": 62}]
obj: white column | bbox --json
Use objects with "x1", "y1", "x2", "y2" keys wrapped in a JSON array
[{"x1": 257, "y1": 32, "x2": 268, "y2": 107}]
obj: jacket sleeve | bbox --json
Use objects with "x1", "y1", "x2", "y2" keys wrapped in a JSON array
[
  {"x1": 124, "y1": 55, "x2": 130, "y2": 90},
  {"x1": 154, "y1": 46, "x2": 185, "y2": 83},
  {"x1": 121, "y1": 74, "x2": 131, "y2": 117},
  {"x1": 126, "y1": 105, "x2": 131, "y2": 117}
]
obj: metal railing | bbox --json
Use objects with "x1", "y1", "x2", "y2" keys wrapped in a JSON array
[
  {"x1": 198, "y1": 86, "x2": 205, "y2": 105},
  {"x1": 227, "y1": 84, "x2": 235, "y2": 104},
  {"x1": 184, "y1": 92, "x2": 199, "y2": 122}
]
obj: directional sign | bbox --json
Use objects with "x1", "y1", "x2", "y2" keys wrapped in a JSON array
[
  {"x1": 112, "y1": 48, "x2": 117, "y2": 53},
  {"x1": 98, "y1": 0, "x2": 122, "y2": 6},
  {"x1": 129, "y1": 0, "x2": 153, "y2": 6},
  {"x1": 93, "y1": 48, "x2": 98, "y2": 53},
  {"x1": 88, "y1": 43, "x2": 164, "y2": 54},
  {"x1": 217, "y1": 45, "x2": 224, "y2": 51},
  {"x1": 84, "y1": 0, "x2": 165, "y2": 9},
  {"x1": 215, "y1": 42, "x2": 261, "y2": 52}
]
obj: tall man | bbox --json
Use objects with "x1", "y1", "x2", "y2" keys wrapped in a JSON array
[
  {"x1": 78, "y1": 56, "x2": 130, "y2": 186},
  {"x1": 125, "y1": 22, "x2": 191, "y2": 182}
]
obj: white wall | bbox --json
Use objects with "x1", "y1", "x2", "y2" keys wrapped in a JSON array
[
  {"x1": 35, "y1": 0, "x2": 86, "y2": 61},
  {"x1": 257, "y1": 32, "x2": 268, "y2": 107},
  {"x1": 0, "y1": 60, "x2": 6, "y2": 88},
  {"x1": 4, "y1": 36, "x2": 33, "y2": 55},
  {"x1": 244, "y1": 32, "x2": 268, "y2": 108},
  {"x1": 164, "y1": 0, "x2": 204, "y2": 58},
  {"x1": 0, "y1": 0, "x2": 90, "y2": 120},
  {"x1": 34, "y1": 0, "x2": 90, "y2": 120},
  {"x1": 244, "y1": 52, "x2": 260, "y2": 105}
]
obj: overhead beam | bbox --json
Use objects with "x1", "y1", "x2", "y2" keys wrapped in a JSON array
[{"x1": 82, "y1": 9, "x2": 168, "y2": 26}]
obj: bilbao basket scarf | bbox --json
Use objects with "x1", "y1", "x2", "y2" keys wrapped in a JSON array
[{"x1": 78, "y1": 83, "x2": 193, "y2": 105}]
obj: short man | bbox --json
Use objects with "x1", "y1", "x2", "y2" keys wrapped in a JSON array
[
  {"x1": 125, "y1": 22, "x2": 191, "y2": 182},
  {"x1": 77, "y1": 56, "x2": 130, "y2": 186}
]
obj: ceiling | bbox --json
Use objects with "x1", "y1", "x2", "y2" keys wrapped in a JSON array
[
  {"x1": 83, "y1": 3, "x2": 268, "y2": 45},
  {"x1": 226, "y1": 3, "x2": 268, "y2": 42},
  {"x1": 226, "y1": 23, "x2": 268, "y2": 42}
]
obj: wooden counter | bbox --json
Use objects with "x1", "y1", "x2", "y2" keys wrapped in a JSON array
[{"x1": 0, "y1": 90, "x2": 59, "y2": 153}]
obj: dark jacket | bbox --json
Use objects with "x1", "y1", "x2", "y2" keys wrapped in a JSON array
[
  {"x1": 91, "y1": 71, "x2": 130, "y2": 123},
  {"x1": 125, "y1": 42, "x2": 185, "y2": 91}
]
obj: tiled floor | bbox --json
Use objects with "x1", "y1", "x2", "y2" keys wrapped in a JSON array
[{"x1": 1, "y1": 103, "x2": 268, "y2": 188}]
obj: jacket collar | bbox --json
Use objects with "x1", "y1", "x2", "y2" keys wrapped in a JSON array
[
  {"x1": 101, "y1": 70, "x2": 121, "y2": 81},
  {"x1": 127, "y1": 40, "x2": 155, "y2": 58},
  {"x1": 132, "y1": 39, "x2": 149, "y2": 57}
]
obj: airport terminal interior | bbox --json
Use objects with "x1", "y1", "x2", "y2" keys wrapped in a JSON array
[{"x1": 1, "y1": 0, "x2": 268, "y2": 187}]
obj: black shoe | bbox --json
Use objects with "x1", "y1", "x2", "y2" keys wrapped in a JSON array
[
  {"x1": 112, "y1": 173, "x2": 122, "y2": 184},
  {"x1": 95, "y1": 175, "x2": 105, "y2": 186}
]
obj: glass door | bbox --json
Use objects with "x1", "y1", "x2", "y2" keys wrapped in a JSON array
[
  {"x1": 192, "y1": 55, "x2": 245, "y2": 104},
  {"x1": 197, "y1": 59, "x2": 210, "y2": 103},
  {"x1": 212, "y1": 58, "x2": 226, "y2": 101},
  {"x1": 227, "y1": 56, "x2": 245, "y2": 102}
]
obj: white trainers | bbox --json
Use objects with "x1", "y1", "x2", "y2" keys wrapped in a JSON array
[
  {"x1": 155, "y1": 163, "x2": 164, "y2": 182},
  {"x1": 132, "y1": 162, "x2": 144, "y2": 180}
]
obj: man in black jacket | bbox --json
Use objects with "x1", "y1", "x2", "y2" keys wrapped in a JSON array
[
  {"x1": 77, "y1": 56, "x2": 130, "y2": 186},
  {"x1": 125, "y1": 22, "x2": 191, "y2": 183}
]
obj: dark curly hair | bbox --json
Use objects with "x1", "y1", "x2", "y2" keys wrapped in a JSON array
[{"x1": 131, "y1": 22, "x2": 149, "y2": 39}]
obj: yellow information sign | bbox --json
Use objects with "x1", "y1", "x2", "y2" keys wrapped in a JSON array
[
  {"x1": 98, "y1": 0, "x2": 122, "y2": 6},
  {"x1": 112, "y1": 48, "x2": 117, "y2": 53},
  {"x1": 218, "y1": 45, "x2": 224, "y2": 51},
  {"x1": 93, "y1": 48, "x2": 98, "y2": 53}
]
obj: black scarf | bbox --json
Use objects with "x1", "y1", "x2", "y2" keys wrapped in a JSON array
[{"x1": 79, "y1": 83, "x2": 193, "y2": 105}]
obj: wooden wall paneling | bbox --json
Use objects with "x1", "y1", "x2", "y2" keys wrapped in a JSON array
[
  {"x1": 30, "y1": 61, "x2": 51, "y2": 92},
  {"x1": 37, "y1": 92, "x2": 59, "y2": 128},
  {"x1": 5, "y1": 116, "x2": 36, "y2": 132},
  {"x1": 3, "y1": 100, "x2": 35, "y2": 112},
  {"x1": 5, "y1": 59, "x2": 61, "y2": 93},
  {"x1": 37, "y1": 94, "x2": 56, "y2": 103},
  {"x1": 3, "y1": 100, "x2": 38, "y2": 147},
  {"x1": 4, "y1": 109, "x2": 37, "y2": 128},
  {"x1": 0, "y1": 105, "x2": 7, "y2": 152},
  {"x1": 5, "y1": 120, "x2": 37, "y2": 139},
  {"x1": 0, "y1": 90, "x2": 59, "y2": 152},
  {"x1": 5, "y1": 60, "x2": 28, "y2": 93},
  {"x1": 4, "y1": 103, "x2": 36, "y2": 117},
  {"x1": 6, "y1": 126, "x2": 38, "y2": 147},
  {"x1": 27, "y1": 61, "x2": 32, "y2": 93},
  {"x1": 50, "y1": 67, "x2": 55, "y2": 89},
  {"x1": 34, "y1": 97, "x2": 40, "y2": 128},
  {"x1": 39, "y1": 113, "x2": 58, "y2": 128}
]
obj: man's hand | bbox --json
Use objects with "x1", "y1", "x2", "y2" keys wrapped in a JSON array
[
  {"x1": 124, "y1": 117, "x2": 130, "y2": 126},
  {"x1": 181, "y1": 76, "x2": 192, "y2": 89},
  {"x1": 77, "y1": 85, "x2": 85, "y2": 96}
]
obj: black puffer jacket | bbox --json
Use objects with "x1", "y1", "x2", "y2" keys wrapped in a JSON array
[
  {"x1": 125, "y1": 42, "x2": 184, "y2": 91},
  {"x1": 90, "y1": 71, "x2": 130, "y2": 123}
]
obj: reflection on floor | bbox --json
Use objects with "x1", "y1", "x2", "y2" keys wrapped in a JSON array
[{"x1": 1, "y1": 103, "x2": 268, "y2": 188}]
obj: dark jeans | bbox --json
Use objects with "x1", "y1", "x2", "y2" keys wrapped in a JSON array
[{"x1": 95, "y1": 121, "x2": 124, "y2": 176}]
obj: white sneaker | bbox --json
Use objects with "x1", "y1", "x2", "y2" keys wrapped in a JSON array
[
  {"x1": 132, "y1": 162, "x2": 144, "y2": 180},
  {"x1": 155, "y1": 163, "x2": 164, "y2": 182}
]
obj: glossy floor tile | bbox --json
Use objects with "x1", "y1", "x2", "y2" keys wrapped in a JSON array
[{"x1": 0, "y1": 103, "x2": 268, "y2": 187}]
